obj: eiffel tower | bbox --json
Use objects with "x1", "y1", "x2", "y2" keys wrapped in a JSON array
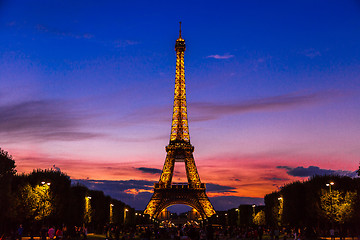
[{"x1": 144, "y1": 23, "x2": 216, "y2": 219}]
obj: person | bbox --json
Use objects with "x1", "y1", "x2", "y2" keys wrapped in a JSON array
[
  {"x1": 144, "y1": 227, "x2": 152, "y2": 240},
  {"x1": 62, "y1": 225, "x2": 68, "y2": 240},
  {"x1": 114, "y1": 226, "x2": 120, "y2": 240},
  {"x1": 258, "y1": 226, "x2": 263, "y2": 240},
  {"x1": 206, "y1": 224, "x2": 214, "y2": 240},
  {"x1": 330, "y1": 228, "x2": 335, "y2": 240},
  {"x1": 48, "y1": 226, "x2": 56, "y2": 239},
  {"x1": 56, "y1": 228, "x2": 63, "y2": 239},
  {"x1": 29, "y1": 225, "x2": 34, "y2": 240},
  {"x1": 17, "y1": 224, "x2": 23, "y2": 240},
  {"x1": 40, "y1": 226, "x2": 48, "y2": 240},
  {"x1": 82, "y1": 226, "x2": 87, "y2": 240},
  {"x1": 274, "y1": 228, "x2": 279, "y2": 240},
  {"x1": 199, "y1": 228, "x2": 206, "y2": 240}
]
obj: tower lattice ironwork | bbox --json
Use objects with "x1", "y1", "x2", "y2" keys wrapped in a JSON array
[{"x1": 144, "y1": 23, "x2": 216, "y2": 219}]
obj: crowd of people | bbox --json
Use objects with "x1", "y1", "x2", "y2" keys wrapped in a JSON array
[
  {"x1": 2, "y1": 223, "x2": 358, "y2": 240},
  {"x1": 103, "y1": 224, "x2": 317, "y2": 240},
  {"x1": 2, "y1": 225, "x2": 88, "y2": 240}
]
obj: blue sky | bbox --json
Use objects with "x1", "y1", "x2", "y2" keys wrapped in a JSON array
[{"x1": 1, "y1": 0, "x2": 360, "y2": 211}]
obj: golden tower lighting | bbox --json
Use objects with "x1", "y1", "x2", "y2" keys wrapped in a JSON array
[{"x1": 144, "y1": 22, "x2": 216, "y2": 219}]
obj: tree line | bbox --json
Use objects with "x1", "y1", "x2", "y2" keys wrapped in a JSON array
[
  {"x1": 0, "y1": 148, "x2": 135, "y2": 236},
  {"x1": 264, "y1": 174, "x2": 360, "y2": 237}
]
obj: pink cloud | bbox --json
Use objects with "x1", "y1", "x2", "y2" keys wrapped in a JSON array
[{"x1": 206, "y1": 54, "x2": 234, "y2": 59}]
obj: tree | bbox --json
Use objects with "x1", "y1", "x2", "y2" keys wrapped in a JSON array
[
  {"x1": 0, "y1": 148, "x2": 16, "y2": 177},
  {"x1": 253, "y1": 210, "x2": 266, "y2": 225},
  {"x1": 13, "y1": 183, "x2": 53, "y2": 222},
  {"x1": 320, "y1": 189, "x2": 357, "y2": 224},
  {"x1": 264, "y1": 192, "x2": 280, "y2": 227},
  {"x1": 0, "y1": 148, "x2": 17, "y2": 233},
  {"x1": 25, "y1": 169, "x2": 71, "y2": 226}
]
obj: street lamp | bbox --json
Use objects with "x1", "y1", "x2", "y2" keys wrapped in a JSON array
[
  {"x1": 39, "y1": 181, "x2": 51, "y2": 224},
  {"x1": 235, "y1": 208, "x2": 240, "y2": 226},
  {"x1": 277, "y1": 197, "x2": 283, "y2": 226},
  {"x1": 326, "y1": 182, "x2": 334, "y2": 192},
  {"x1": 224, "y1": 213, "x2": 228, "y2": 226},
  {"x1": 41, "y1": 181, "x2": 51, "y2": 186},
  {"x1": 110, "y1": 204, "x2": 114, "y2": 223},
  {"x1": 85, "y1": 196, "x2": 92, "y2": 224},
  {"x1": 252, "y1": 205, "x2": 256, "y2": 225},
  {"x1": 124, "y1": 208, "x2": 129, "y2": 224},
  {"x1": 326, "y1": 182, "x2": 335, "y2": 224}
]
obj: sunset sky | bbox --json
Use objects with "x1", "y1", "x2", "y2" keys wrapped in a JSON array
[{"x1": 1, "y1": 0, "x2": 360, "y2": 210}]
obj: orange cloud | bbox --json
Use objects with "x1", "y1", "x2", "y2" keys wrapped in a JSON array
[{"x1": 124, "y1": 188, "x2": 153, "y2": 195}]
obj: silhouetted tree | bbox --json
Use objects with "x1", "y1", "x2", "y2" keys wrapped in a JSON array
[
  {"x1": 0, "y1": 149, "x2": 135, "y2": 235},
  {"x1": 67, "y1": 185, "x2": 89, "y2": 227},
  {"x1": 264, "y1": 192, "x2": 280, "y2": 227},
  {"x1": 265, "y1": 175, "x2": 360, "y2": 236},
  {"x1": 0, "y1": 148, "x2": 16, "y2": 177},
  {"x1": 0, "y1": 148, "x2": 17, "y2": 233}
]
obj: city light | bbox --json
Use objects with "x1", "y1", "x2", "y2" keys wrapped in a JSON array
[
  {"x1": 41, "y1": 181, "x2": 51, "y2": 186},
  {"x1": 124, "y1": 208, "x2": 129, "y2": 224},
  {"x1": 84, "y1": 196, "x2": 92, "y2": 224},
  {"x1": 326, "y1": 182, "x2": 335, "y2": 192},
  {"x1": 109, "y1": 203, "x2": 114, "y2": 223}
]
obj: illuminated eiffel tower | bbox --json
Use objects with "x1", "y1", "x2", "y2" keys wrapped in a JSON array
[{"x1": 144, "y1": 23, "x2": 216, "y2": 219}]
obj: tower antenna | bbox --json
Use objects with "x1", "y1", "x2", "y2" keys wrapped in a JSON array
[{"x1": 179, "y1": 21, "x2": 182, "y2": 37}]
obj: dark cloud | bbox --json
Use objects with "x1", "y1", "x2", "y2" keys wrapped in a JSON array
[
  {"x1": 136, "y1": 167, "x2": 162, "y2": 174},
  {"x1": 72, "y1": 179, "x2": 155, "y2": 192},
  {"x1": 190, "y1": 90, "x2": 342, "y2": 122},
  {"x1": 72, "y1": 179, "x2": 156, "y2": 210},
  {"x1": 263, "y1": 177, "x2": 289, "y2": 181},
  {"x1": 71, "y1": 179, "x2": 250, "y2": 211},
  {"x1": 115, "y1": 90, "x2": 344, "y2": 126},
  {"x1": 206, "y1": 183, "x2": 237, "y2": 193},
  {"x1": 277, "y1": 165, "x2": 357, "y2": 178},
  {"x1": 0, "y1": 100, "x2": 102, "y2": 142}
]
